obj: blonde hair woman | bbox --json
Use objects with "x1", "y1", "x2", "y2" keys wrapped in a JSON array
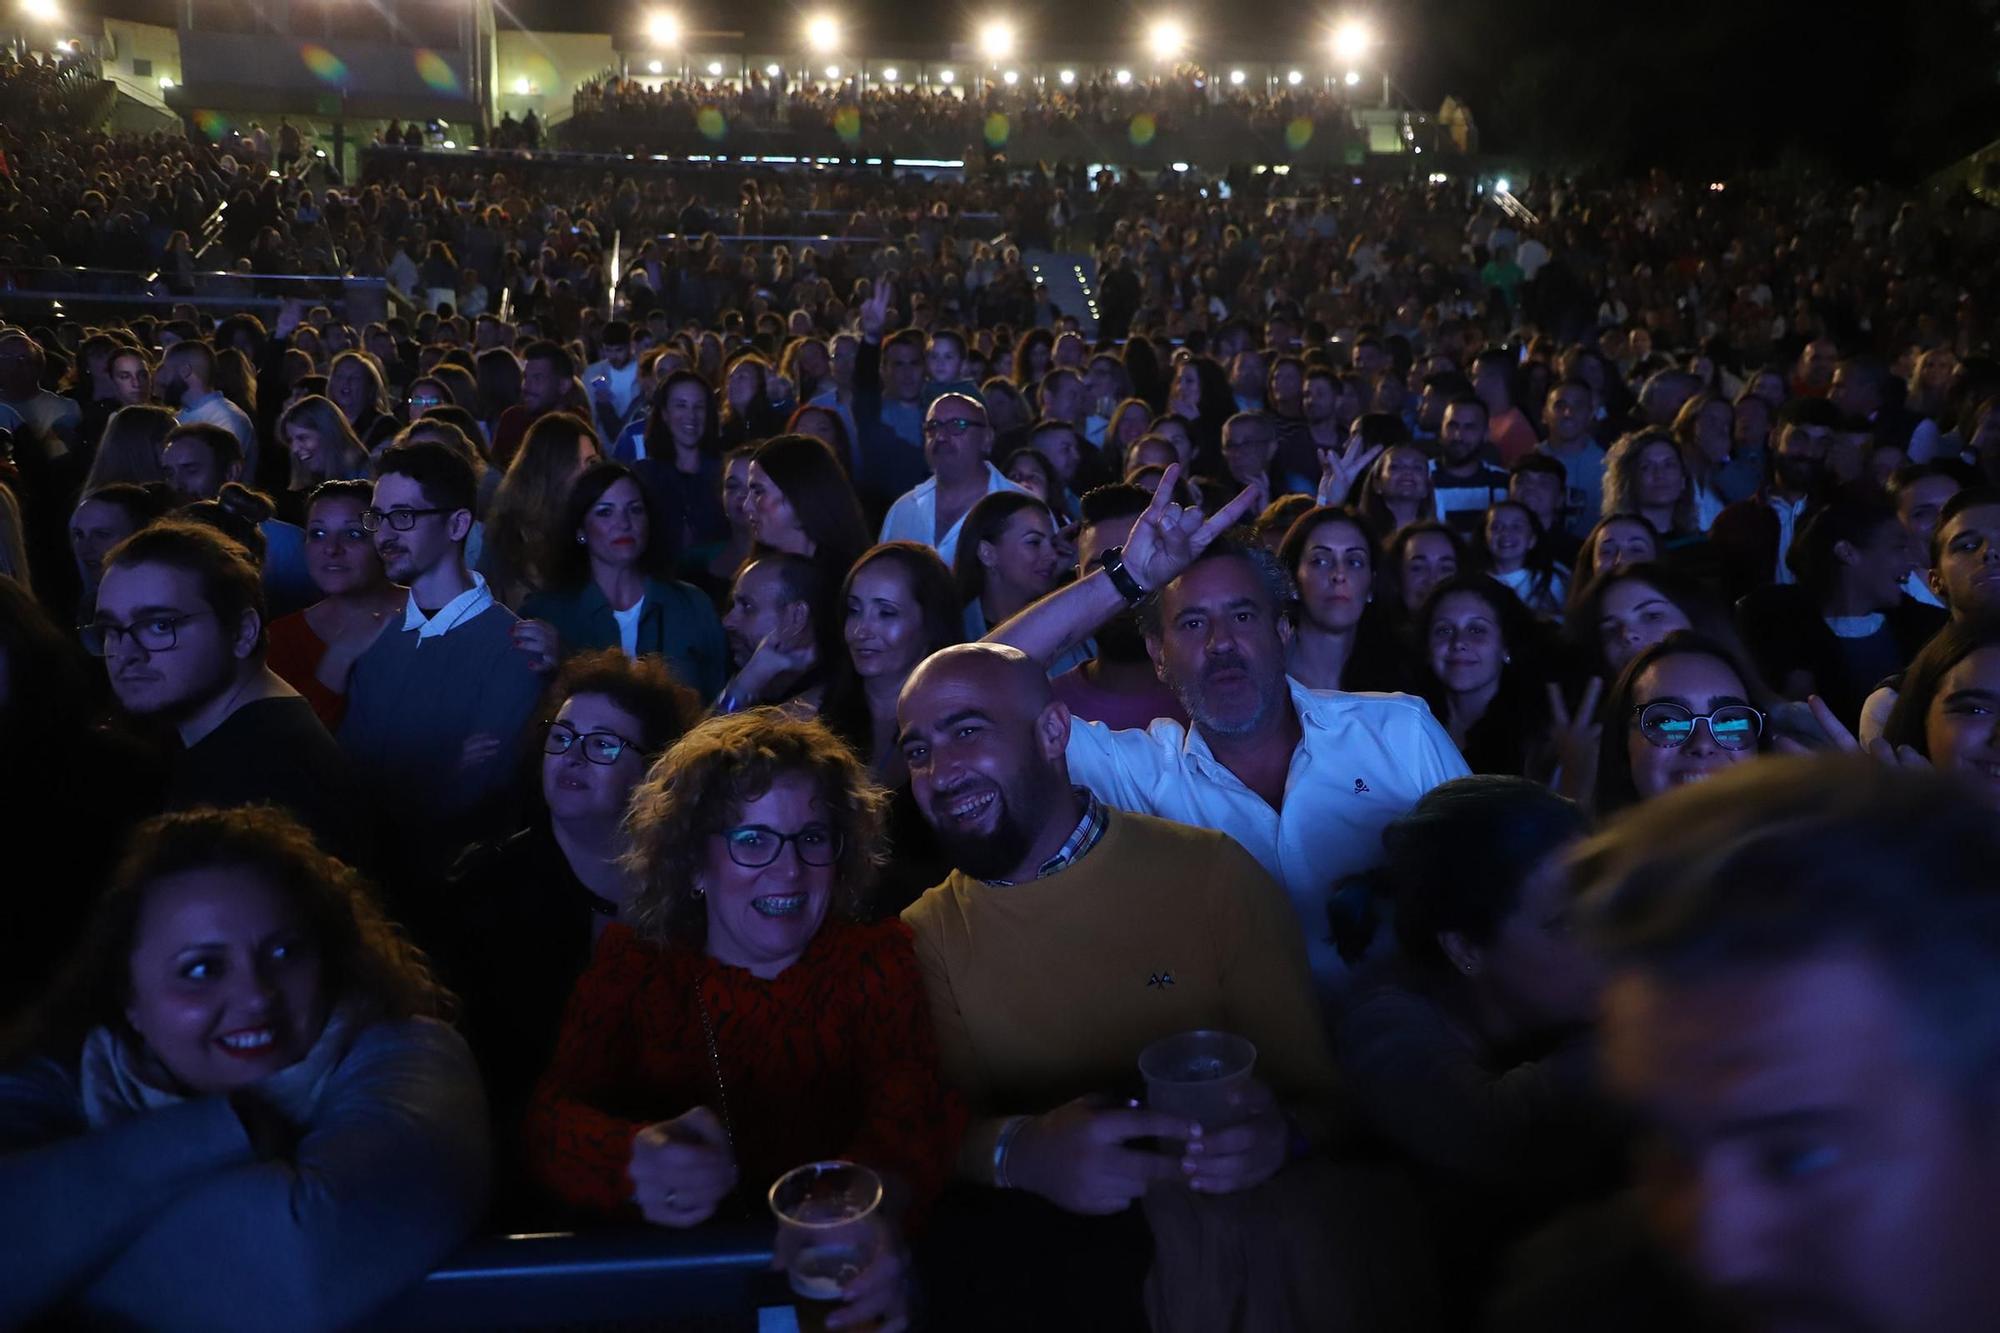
[{"x1": 279, "y1": 393, "x2": 370, "y2": 493}]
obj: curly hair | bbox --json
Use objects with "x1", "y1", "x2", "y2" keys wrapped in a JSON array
[
  {"x1": 622, "y1": 709, "x2": 888, "y2": 947},
  {"x1": 6, "y1": 806, "x2": 451, "y2": 1061}
]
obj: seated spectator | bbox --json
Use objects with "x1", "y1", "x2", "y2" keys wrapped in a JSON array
[
  {"x1": 0, "y1": 806, "x2": 488, "y2": 1330},
  {"x1": 277, "y1": 395, "x2": 370, "y2": 520},
  {"x1": 1886, "y1": 463, "x2": 1963, "y2": 607},
  {"x1": 954, "y1": 490, "x2": 1061, "y2": 641},
  {"x1": 898, "y1": 644, "x2": 1427, "y2": 1332},
  {"x1": 717, "y1": 551, "x2": 833, "y2": 714},
  {"x1": 88, "y1": 519, "x2": 362, "y2": 858},
  {"x1": 265, "y1": 480, "x2": 403, "y2": 729},
  {"x1": 1567, "y1": 561, "x2": 1733, "y2": 679},
  {"x1": 1593, "y1": 632, "x2": 1772, "y2": 815},
  {"x1": 492, "y1": 340, "x2": 575, "y2": 468},
  {"x1": 746, "y1": 433, "x2": 871, "y2": 576},
  {"x1": 68, "y1": 482, "x2": 173, "y2": 617},
  {"x1": 481, "y1": 410, "x2": 601, "y2": 608},
  {"x1": 1339, "y1": 777, "x2": 1617, "y2": 1310},
  {"x1": 81, "y1": 404, "x2": 175, "y2": 492},
  {"x1": 439, "y1": 651, "x2": 697, "y2": 1215},
  {"x1": 880, "y1": 393, "x2": 1029, "y2": 565},
  {"x1": 1709, "y1": 397, "x2": 1842, "y2": 599},
  {"x1": 516, "y1": 460, "x2": 727, "y2": 698},
  {"x1": 1382, "y1": 518, "x2": 1467, "y2": 625},
  {"x1": 527, "y1": 709, "x2": 962, "y2": 1331},
  {"x1": 160, "y1": 422, "x2": 315, "y2": 616},
  {"x1": 1355, "y1": 438, "x2": 1434, "y2": 538},
  {"x1": 1277, "y1": 505, "x2": 1410, "y2": 692},
  {"x1": 1573, "y1": 757, "x2": 2000, "y2": 1333},
  {"x1": 1431, "y1": 397, "x2": 1512, "y2": 540},
  {"x1": 1483, "y1": 499, "x2": 1569, "y2": 619},
  {"x1": 1506, "y1": 453, "x2": 1584, "y2": 569},
  {"x1": 1669, "y1": 393, "x2": 1739, "y2": 527},
  {"x1": 1571, "y1": 512, "x2": 1662, "y2": 589},
  {"x1": 340, "y1": 442, "x2": 542, "y2": 871},
  {"x1": 1418, "y1": 574, "x2": 1555, "y2": 778},
  {"x1": 1604, "y1": 429, "x2": 1703, "y2": 546},
  {"x1": 621, "y1": 370, "x2": 728, "y2": 555},
  {"x1": 1881, "y1": 618, "x2": 2000, "y2": 811},
  {"x1": 988, "y1": 468, "x2": 1468, "y2": 999},
  {"x1": 1737, "y1": 494, "x2": 1945, "y2": 726}
]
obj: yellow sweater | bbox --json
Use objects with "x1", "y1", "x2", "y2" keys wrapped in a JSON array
[{"x1": 902, "y1": 807, "x2": 1340, "y2": 1130}]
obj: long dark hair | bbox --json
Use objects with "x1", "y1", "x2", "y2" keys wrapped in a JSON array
[
  {"x1": 821, "y1": 542, "x2": 964, "y2": 755},
  {"x1": 7, "y1": 807, "x2": 452, "y2": 1062},
  {"x1": 749, "y1": 434, "x2": 870, "y2": 575},
  {"x1": 1593, "y1": 631, "x2": 1772, "y2": 816},
  {"x1": 1277, "y1": 504, "x2": 1410, "y2": 692},
  {"x1": 1415, "y1": 573, "x2": 1553, "y2": 776},
  {"x1": 1883, "y1": 617, "x2": 2000, "y2": 757},
  {"x1": 643, "y1": 369, "x2": 718, "y2": 460},
  {"x1": 952, "y1": 490, "x2": 1051, "y2": 608},
  {"x1": 545, "y1": 460, "x2": 675, "y2": 589}
]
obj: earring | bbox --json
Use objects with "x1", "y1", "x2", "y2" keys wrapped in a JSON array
[{"x1": 577, "y1": 533, "x2": 587, "y2": 544}]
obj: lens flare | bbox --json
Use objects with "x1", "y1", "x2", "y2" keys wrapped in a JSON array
[
  {"x1": 299, "y1": 44, "x2": 349, "y2": 86},
  {"x1": 413, "y1": 49, "x2": 461, "y2": 94},
  {"x1": 1128, "y1": 113, "x2": 1157, "y2": 147},
  {"x1": 833, "y1": 104, "x2": 862, "y2": 144},
  {"x1": 983, "y1": 112, "x2": 1010, "y2": 147},
  {"x1": 696, "y1": 105, "x2": 727, "y2": 140},
  {"x1": 1284, "y1": 116, "x2": 1314, "y2": 150}
]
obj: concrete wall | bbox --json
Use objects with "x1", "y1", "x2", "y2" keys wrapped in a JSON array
[
  {"x1": 494, "y1": 30, "x2": 615, "y2": 128},
  {"x1": 98, "y1": 18, "x2": 181, "y2": 111}
]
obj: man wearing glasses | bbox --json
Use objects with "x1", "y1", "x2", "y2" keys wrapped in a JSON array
[
  {"x1": 878, "y1": 393, "x2": 1030, "y2": 565},
  {"x1": 90, "y1": 520, "x2": 361, "y2": 859},
  {"x1": 339, "y1": 441, "x2": 541, "y2": 872}
]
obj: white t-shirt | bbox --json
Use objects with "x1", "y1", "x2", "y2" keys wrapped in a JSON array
[{"x1": 611, "y1": 597, "x2": 646, "y2": 659}]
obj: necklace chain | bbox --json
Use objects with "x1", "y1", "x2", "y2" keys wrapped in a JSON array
[{"x1": 694, "y1": 984, "x2": 736, "y2": 1153}]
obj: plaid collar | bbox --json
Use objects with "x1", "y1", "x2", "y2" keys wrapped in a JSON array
[{"x1": 986, "y1": 788, "x2": 1108, "y2": 886}]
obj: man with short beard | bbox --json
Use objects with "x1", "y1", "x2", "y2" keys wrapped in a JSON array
[
  {"x1": 91, "y1": 520, "x2": 360, "y2": 857},
  {"x1": 1430, "y1": 396, "x2": 1512, "y2": 540},
  {"x1": 898, "y1": 644, "x2": 1414, "y2": 1331},
  {"x1": 987, "y1": 466, "x2": 1469, "y2": 1000}
]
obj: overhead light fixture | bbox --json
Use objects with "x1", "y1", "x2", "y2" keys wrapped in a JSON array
[
  {"x1": 1002, "y1": 70, "x2": 1018, "y2": 86},
  {"x1": 939, "y1": 68, "x2": 955, "y2": 84},
  {"x1": 1286, "y1": 69, "x2": 1303, "y2": 85},
  {"x1": 1331, "y1": 18, "x2": 1373, "y2": 63},
  {"x1": 1146, "y1": 17, "x2": 1187, "y2": 62},
  {"x1": 1058, "y1": 68, "x2": 1074, "y2": 85},
  {"x1": 512, "y1": 75, "x2": 530, "y2": 94},
  {"x1": 644, "y1": 10, "x2": 680, "y2": 47},
  {"x1": 765, "y1": 63, "x2": 782, "y2": 77},
  {"x1": 804, "y1": 14, "x2": 839, "y2": 53},
  {"x1": 707, "y1": 60, "x2": 723, "y2": 76},
  {"x1": 1343, "y1": 69, "x2": 1360, "y2": 86},
  {"x1": 1228, "y1": 69, "x2": 1245, "y2": 86},
  {"x1": 882, "y1": 66, "x2": 898, "y2": 81},
  {"x1": 824, "y1": 64, "x2": 840, "y2": 79},
  {"x1": 977, "y1": 18, "x2": 1015, "y2": 62},
  {"x1": 158, "y1": 74, "x2": 175, "y2": 90},
  {"x1": 647, "y1": 60, "x2": 663, "y2": 74},
  {"x1": 1115, "y1": 68, "x2": 1132, "y2": 85}
]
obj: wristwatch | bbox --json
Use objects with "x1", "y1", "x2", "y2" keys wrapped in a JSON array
[{"x1": 1096, "y1": 545, "x2": 1148, "y2": 604}]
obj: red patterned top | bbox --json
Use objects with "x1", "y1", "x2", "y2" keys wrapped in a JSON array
[
  {"x1": 526, "y1": 918, "x2": 965, "y2": 1222},
  {"x1": 265, "y1": 612, "x2": 345, "y2": 729}
]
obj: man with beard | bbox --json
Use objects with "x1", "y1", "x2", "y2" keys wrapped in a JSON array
[
  {"x1": 1051, "y1": 486, "x2": 1188, "y2": 729},
  {"x1": 157, "y1": 340, "x2": 258, "y2": 479},
  {"x1": 1430, "y1": 397, "x2": 1513, "y2": 541},
  {"x1": 340, "y1": 442, "x2": 540, "y2": 870},
  {"x1": 1566, "y1": 758, "x2": 2000, "y2": 1333},
  {"x1": 987, "y1": 464, "x2": 1468, "y2": 1001},
  {"x1": 90, "y1": 520, "x2": 360, "y2": 858},
  {"x1": 1711, "y1": 397, "x2": 1843, "y2": 603},
  {"x1": 898, "y1": 645, "x2": 1419, "y2": 1332}
]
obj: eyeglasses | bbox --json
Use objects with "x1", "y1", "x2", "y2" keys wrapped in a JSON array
[
  {"x1": 1633, "y1": 701, "x2": 1764, "y2": 751},
  {"x1": 923, "y1": 416, "x2": 986, "y2": 438},
  {"x1": 360, "y1": 507, "x2": 447, "y2": 532},
  {"x1": 408, "y1": 395, "x2": 444, "y2": 410},
  {"x1": 715, "y1": 823, "x2": 843, "y2": 869},
  {"x1": 543, "y1": 719, "x2": 644, "y2": 765},
  {"x1": 80, "y1": 610, "x2": 210, "y2": 656}
]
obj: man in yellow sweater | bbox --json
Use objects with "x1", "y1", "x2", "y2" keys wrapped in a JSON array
[{"x1": 898, "y1": 644, "x2": 1431, "y2": 1332}]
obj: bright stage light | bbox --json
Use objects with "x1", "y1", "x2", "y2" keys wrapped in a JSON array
[
  {"x1": 1331, "y1": 18, "x2": 1372, "y2": 63},
  {"x1": 707, "y1": 60, "x2": 723, "y2": 75},
  {"x1": 1146, "y1": 17, "x2": 1187, "y2": 62},
  {"x1": 882, "y1": 66, "x2": 898, "y2": 81},
  {"x1": 1115, "y1": 68, "x2": 1132, "y2": 85},
  {"x1": 644, "y1": 11, "x2": 680, "y2": 47},
  {"x1": 1058, "y1": 68, "x2": 1074, "y2": 85},
  {"x1": 1228, "y1": 69, "x2": 1245, "y2": 86},
  {"x1": 939, "y1": 68, "x2": 955, "y2": 84},
  {"x1": 647, "y1": 60, "x2": 663, "y2": 74},
  {"x1": 1286, "y1": 69, "x2": 1303, "y2": 86},
  {"x1": 977, "y1": 18, "x2": 1015, "y2": 62},
  {"x1": 804, "y1": 14, "x2": 840, "y2": 53},
  {"x1": 1343, "y1": 69, "x2": 1360, "y2": 86}
]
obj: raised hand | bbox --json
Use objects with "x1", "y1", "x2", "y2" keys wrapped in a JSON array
[
  {"x1": 1315, "y1": 433, "x2": 1386, "y2": 507},
  {"x1": 860, "y1": 276, "x2": 896, "y2": 339},
  {"x1": 1774, "y1": 694, "x2": 1932, "y2": 769},
  {"x1": 1120, "y1": 463, "x2": 1261, "y2": 593},
  {"x1": 1547, "y1": 677, "x2": 1604, "y2": 795}
]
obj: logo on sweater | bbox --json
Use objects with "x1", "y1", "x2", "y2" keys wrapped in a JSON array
[
  {"x1": 1353, "y1": 778, "x2": 1371, "y2": 794},
  {"x1": 1147, "y1": 971, "x2": 1176, "y2": 989}
]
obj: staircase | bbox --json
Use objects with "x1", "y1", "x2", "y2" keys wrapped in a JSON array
[{"x1": 1023, "y1": 249, "x2": 1099, "y2": 338}]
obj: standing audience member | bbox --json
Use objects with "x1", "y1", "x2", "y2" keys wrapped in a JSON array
[{"x1": 482, "y1": 411, "x2": 600, "y2": 607}]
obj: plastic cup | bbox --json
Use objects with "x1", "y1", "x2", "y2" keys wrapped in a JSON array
[
  {"x1": 768, "y1": 1160, "x2": 883, "y2": 1308},
  {"x1": 1138, "y1": 1030, "x2": 1258, "y2": 1129}
]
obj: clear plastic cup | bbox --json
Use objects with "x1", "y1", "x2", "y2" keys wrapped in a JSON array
[
  {"x1": 1138, "y1": 1030, "x2": 1259, "y2": 1129},
  {"x1": 768, "y1": 1160, "x2": 883, "y2": 1308}
]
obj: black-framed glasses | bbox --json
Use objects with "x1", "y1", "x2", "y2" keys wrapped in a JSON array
[
  {"x1": 79, "y1": 610, "x2": 211, "y2": 657},
  {"x1": 360, "y1": 507, "x2": 447, "y2": 532},
  {"x1": 923, "y1": 415, "x2": 986, "y2": 438},
  {"x1": 1633, "y1": 701, "x2": 1764, "y2": 752},
  {"x1": 543, "y1": 719, "x2": 644, "y2": 765},
  {"x1": 715, "y1": 823, "x2": 843, "y2": 868}
]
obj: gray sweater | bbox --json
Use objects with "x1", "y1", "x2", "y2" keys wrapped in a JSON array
[
  {"x1": 0, "y1": 1018, "x2": 491, "y2": 1332},
  {"x1": 339, "y1": 602, "x2": 543, "y2": 819}
]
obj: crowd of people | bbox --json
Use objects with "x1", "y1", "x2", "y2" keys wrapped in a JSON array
[{"x1": 5, "y1": 69, "x2": 2000, "y2": 1330}]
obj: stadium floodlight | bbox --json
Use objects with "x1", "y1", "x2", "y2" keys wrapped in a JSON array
[
  {"x1": 1058, "y1": 68, "x2": 1075, "y2": 85},
  {"x1": 1494, "y1": 177, "x2": 1511, "y2": 194},
  {"x1": 765, "y1": 63, "x2": 782, "y2": 76},
  {"x1": 707, "y1": 60, "x2": 723, "y2": 75},
  {"x1": 804, "y1": 14, "x2": 840, "y2": 53},
  {"x1": 512, "y1": 75, "x2": 531, "y2": 94},
  {"x1": 1286, "y1": 69, "x2": 1303, "y2": 85},
  {"x1": 939, "y1": 68, "x2": 955, "y2": 84},
  {"x1": 882, "y1": 66, "x2": 898, "y2": 81},
  {"x1": 977, "y1": 18, "x2": 1015, "y2": 62},
  {"x1": 645, "y1": 11, "x2": 681, "y2": 47},
  {"x1": 1343, "y1": 69, "x2": 1360, "y2": 86},
  {"x1": 824, "y1": 64, "x2": 840, "y2": 79},
  {"x1": 1002, "y1": 69, "x2": 1018, "y2": 86},
  {"x1": 1146, "y1": 17, "x2": 1187, "y2": 62},
  {"x1": 1331, "y1": 18, "x2": 1372, "y2": 63},
  {"x1": 158, "y1": 74, "x2": 175, "y2": 90},
  {"x1": 19, "y1": 0, "x2": 59, "y2": 21},
  {"x1": 1114, "y1": 68, "x2": 1132, "y2": 85},
  {"x1": 647, "y1": 59, "x2": 663, "y2": 74},
  {"x1": 1228, "y1": 69, "x2": 1245, "y2": 86}
]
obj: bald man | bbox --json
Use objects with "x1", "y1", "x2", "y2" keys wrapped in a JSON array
[
  {"x1": 878, "y1": 392, "x2": 1029, "y2": 565},
  {"x1": 897, "y1": 643, "x2": 1377, "y2": 1328}
]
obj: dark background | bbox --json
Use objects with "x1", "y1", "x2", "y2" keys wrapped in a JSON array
[{"x1": 91, "y1": 0, "x2": 2000, "y2": 176}]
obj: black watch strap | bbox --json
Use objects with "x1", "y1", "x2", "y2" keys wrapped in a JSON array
[{"x1": 1097, "y1": 545, "x2": 1147, "y2": 604}]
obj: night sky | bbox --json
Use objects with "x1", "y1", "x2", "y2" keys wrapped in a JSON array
[{"x1": 85, "y1": 0, "x2": 2000, "y2": 174}]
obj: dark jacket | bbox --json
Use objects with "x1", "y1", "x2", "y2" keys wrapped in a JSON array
[{"x1": 519, "y1": 575, "x2": 728, "y2": 700}]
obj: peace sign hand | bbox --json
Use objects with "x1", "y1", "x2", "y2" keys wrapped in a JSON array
[
  {"x1": 1316, "y1": 434, "x2": 1386, "y2": 507},
  {"x1": 860, "y1": 276, "x2": 896, "y2": 339},
  {"x1": 1121, "y1": 464, "x2": 1261, "y2": 593}
]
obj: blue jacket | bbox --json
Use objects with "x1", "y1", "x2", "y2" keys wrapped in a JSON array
[{"x1": 520, "y1": 576, "x2": 728, "y2": 700}]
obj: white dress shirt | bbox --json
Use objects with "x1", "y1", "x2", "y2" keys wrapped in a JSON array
[
  {"x1": 404, "y1": 570, "x2": 497, "y2": 641},
  {"x1": 1064, "y1": 678, "x2": 1471, "y2": 1001},
  {"x1": 878, "y1": 462, "x2": 1027, "y2": 566}
]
